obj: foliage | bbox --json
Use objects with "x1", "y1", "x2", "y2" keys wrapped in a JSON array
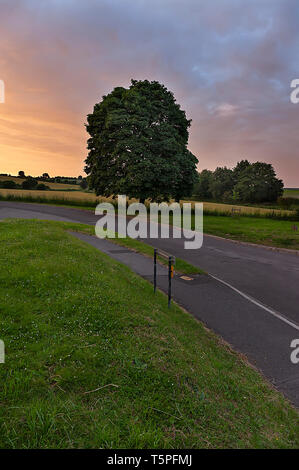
[
  {"x1": 0, "y1": 180, "x2": 19, "y2": 189},
  {"x1": 233, "y1": 162, "x2": 283, "y2": 203},
  {"x1": 209, "y1": 167, "x2": 234, "y2": 200},
  {"x1": 193, "y1": 169, "x2": 213, "y2": 199},
  {"x1": 36, "y1": 183, "x2": 50, "y2": 191},
  {"x1": 196, "y1": 160, "x2": 283, "y2": 203},
  {"x1": 80, "y1": 179, "x2": 88, "y2": 190},
  {"x1": 233, "y1": 159, "x2": 251, "y2": 180},
  {"x1": 278, "y1": 197, "x2": 299, "y2": 209},
  {"x1": 21, "y1": 177, "x2": 38, "y2": 190},
  {"x1": 85, "y1": 79, "x2": 198, "y2": 202}
]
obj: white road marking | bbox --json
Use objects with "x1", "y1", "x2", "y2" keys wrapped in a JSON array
[{"x1": 209, "y1": 274, "x2": 299, "y2": 332}]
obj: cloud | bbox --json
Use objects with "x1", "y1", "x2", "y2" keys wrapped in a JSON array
[
  {"x1": 0, "y1": 0, "x2": 298, "y2": 185},
  {"x1": 213, "y1": 103, "x2": 239, "y2": 117}
]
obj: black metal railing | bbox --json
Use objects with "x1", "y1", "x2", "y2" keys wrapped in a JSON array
[{"x1": 154, "y1": 248, "x2": 175, "y2": 308}]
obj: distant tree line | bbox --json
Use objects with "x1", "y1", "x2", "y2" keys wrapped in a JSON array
[
  {"x1": 17, "y1": 171, "x2": 82, "y2": 185},
  {"x1": 193, "y1": 160, "x2": 284, "y2": 203},
  {"x1": 0, "y1": 176, "x2": 50, "y2": 191},
  {"x1": 0, "y1": 172, "x2": 88, "y2": 191}
]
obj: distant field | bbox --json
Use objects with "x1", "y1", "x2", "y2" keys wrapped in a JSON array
[
  {"x1": 284, "y1": 188, "x2": 299, "y2": 199},
  {"x1": 0, "y1": 175, "x2": 79, "y2": 191},
  {"x1": 0, "y1": 188, "x2": 95, "y2": 201}
]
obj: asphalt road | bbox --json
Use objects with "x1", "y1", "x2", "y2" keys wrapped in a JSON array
[{"x1": 1, "y1": 201, "x2": 299, "y2": 407}]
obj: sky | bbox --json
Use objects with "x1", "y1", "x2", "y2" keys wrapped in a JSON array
[{"x1": 0, "y1": 0, "x2": 298, "y2": 186}]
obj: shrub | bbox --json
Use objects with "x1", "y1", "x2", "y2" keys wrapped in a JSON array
[
  {"x1": 36, "y1": 183, "x2": 50, "y2": 191},
  {"x1": 278, "y1": 197, "x2": 299, "y2": 209},
  {"x1": 1, "y1": 180, "x2": 18, "y2": 189},
  {"x1": 21, "y1": 177, "x2": 38, "y2": 190}
]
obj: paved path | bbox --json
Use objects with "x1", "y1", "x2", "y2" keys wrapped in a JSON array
[{"x1": 1, "y1": 201, "x2": 299, "y2": 407}]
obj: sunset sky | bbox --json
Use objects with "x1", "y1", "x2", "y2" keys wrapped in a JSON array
[{"x1": 0, "y1": 0, "x2": 298, "y2": 186}]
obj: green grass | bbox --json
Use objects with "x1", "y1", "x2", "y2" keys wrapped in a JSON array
[
  {"x1": 200, "y1": 215, "x2": 299, "y2": 250},
  {"x1": 284, "y1": 189, "x2": 299, "y2": 198},
  {"x1": 0, "y1": 219, "x2": 298, "y2": 449},
  {"x1": 30, "y1": 221, "x2": 203, "y2": 276},
  {"x1": 107, "y1": 233, "x2": 203, "y2": 275},
  {"x1": 88, "y1": 212, "x2": 299, "y2": 252}
]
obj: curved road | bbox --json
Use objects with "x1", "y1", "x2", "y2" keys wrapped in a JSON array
[{"x1": 1, "y1": 201, "x2": 299, "y2": 406}]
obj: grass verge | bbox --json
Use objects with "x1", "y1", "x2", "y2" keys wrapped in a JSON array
[
  {"x1": 201, "y1": 215, "x2": 299, "y2": 250},
  {"x1": 0, "y1": 219, "x2": 298, "y2": 448},
  {"x1": 34, "y1": 221, "x2": 203, "y2": 276},
  {"x1": 72, "y1": 213, "x2": 299, "y2": 253}
]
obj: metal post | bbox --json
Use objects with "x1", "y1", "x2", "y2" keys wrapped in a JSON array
[
  {"x1": 154, "y1": 248, "x2": 157, "y2": 293},
  {"x1": 168, "y1": 256, "x2": 172, "y2": 308}
]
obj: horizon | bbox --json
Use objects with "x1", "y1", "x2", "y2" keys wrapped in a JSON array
[{"x1": 0, "y1": 0, "x2": 299, "y2": 186}]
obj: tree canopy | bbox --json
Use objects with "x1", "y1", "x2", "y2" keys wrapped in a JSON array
[
  {"x1": 85, "y1": 79, "x2": 198, "y2": 202},
  {"x1": 21, "y1": 176, "x2": 38, "y2": 190},
  {"x1": 194, "y1": 160, "x2": 283, "y2": 203},
  {"x1": 209, "y1": 167, "x2": 234, "y2": 201},
  {"x1": 233, "y1": 162, "x2": 284, "y2": 203}
]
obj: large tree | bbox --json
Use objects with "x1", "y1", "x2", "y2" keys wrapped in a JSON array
[
  {"x1": 233, "y1": 160, "x2": 251, "y2": 182},
  {"x1": 193, "y1": 169, "x2": 213, "y2": 199},
  {"x1": 85, "y1": 79, "x2": 198, "y2": 202},
  {"x1": 209, "y1": 167, "x2": 234, "y2": 200},
  {"x1": 234, "y1": 162, "x2": 283, "y2": 203}
]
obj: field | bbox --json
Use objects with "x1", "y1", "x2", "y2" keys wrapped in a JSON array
[
  {"x1": 0, "y1": 176, "x2": 79, "y2": 191},
  {"x1": 183, "y1": 200, "x2": 293, "y2": 217},
  {"x1": 0, "y1": 188, "x2": 98, "y2": 206},
  {"x1": 0, "y1": 219, "x2": 298, "y2": 448},
  {"x1": 284, "y1": 188, "x2": 299, "y2": 199}
]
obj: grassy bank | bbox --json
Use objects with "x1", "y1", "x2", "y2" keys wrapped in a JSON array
[
  {"x1": 201, "y1": 215, "x2": 299, "y2": 250},
  {"x1": 0, "y1": 219, "x2": 298, "y2": 448},
  {"x1": 107, "y1": 231, "x2": 204, "y2": 275},
  {"x1": 42, "y1": 221, "x2": 203, "y2": 276}
]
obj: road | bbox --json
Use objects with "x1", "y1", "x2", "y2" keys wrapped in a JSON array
[{"x1": 1, "y1": 201, "x2": 299, "y2": 406}]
